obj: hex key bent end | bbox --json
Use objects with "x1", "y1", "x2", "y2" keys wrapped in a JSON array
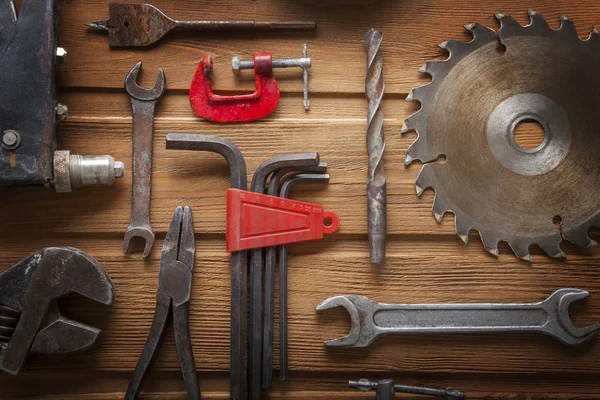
[{"x1": 165, "y1": 133, "x2": 248, "y2": 400}]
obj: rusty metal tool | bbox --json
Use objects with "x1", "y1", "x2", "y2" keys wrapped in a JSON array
[
  {"x1": 278, "y1": 173, "x2": 330, "y2": 382},
  {"x1": 402, "y1": 12, "x2": 600, "y2": 260},
  {"x1": 1, "y1": 0, "x2": 124, "y2": 191},
  {"x1": 86, "y1": 3, "x2": 317, "y2": 47},
  {"x1": 349, "y1": 378, "x2": 466, "y2": 400},
  {"x1": 262, "y1": 164, "x2": 327, "y2": 388},
  {"x1": 317, "y1": 289, "x2": 600, "y2": 347},
  {"x1": 123, "y1": 62, "x2": 165, "y2": 259},
  {"x1": 125, "y1": 206, "x2": 198, "y2": 400},
  {"x1": 0, "y1": 247, "x2": 115, "y2": 375},
  {"x1": 364, "y1": 29, "x2": 386, "y2": 264},
  {"x1": 165, "y1": 133, "x2": 248, "y2": 400},
  {"x1": 249, "y1": 153, "x2": 320, "y2": 399}
]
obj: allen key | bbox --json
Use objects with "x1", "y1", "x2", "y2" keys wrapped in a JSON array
[
  {"x1": 262, "y1": 164, "x2": 328, "y2": 388},
  {"x1": 165, "y1": 133, "x2": 248, "y2": 400},
  {"x1": 249, "y1": 153, "x2": 320, "y2": 400}
]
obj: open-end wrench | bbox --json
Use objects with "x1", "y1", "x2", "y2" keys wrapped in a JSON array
[
  {"x1": 277, "y1": 173, "x2": 330, "y2": 382},
  {"x1": 317, "y1": 289, "x2": 600, "y2": 347},
  {"x1": 249, "y1": 153, "x2": 320, "y2": 400},
  {"x1": 123, "y1": 62, "x2": 165, "y2": 258},
  {"x1": 166, "y1": 133, "x2": 248, "y2": 400},
  {"x1": 262, "y1": 164, "x2": 327, "y2": 388}
]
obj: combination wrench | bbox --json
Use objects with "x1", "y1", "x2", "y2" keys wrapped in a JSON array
[
  {"x1": 317, "y1": 289, "x2": 600, "y2": 347},
  {"x1": 123, "y1": 62, "x2": 166, "y2": 258}
]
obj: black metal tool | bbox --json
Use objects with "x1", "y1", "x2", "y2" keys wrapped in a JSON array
[
  {"x1": 277, "y1": 173, "x2": 330, "y2": 381},
  {"x1": 349, "y1": 379, "x2": 466, "y2": 400},
  {"x1": 0, "y1": 247, "x2": 116, "y2": 375},
  {"x1": 166, "y1": 133, "x2": 249, "y2": 400},
  {"x1": 0, "y1": 0, "x2": 123, "y2": 191},
  {"x1": 262, "y1": 165, "x2": 328, "y2": 387},
  {"x1": 87, "y1": 3, "x2": 316, "y2": 47},
  {"x1": 125, "y1": 206, "x2": 199, "y2": 400}
]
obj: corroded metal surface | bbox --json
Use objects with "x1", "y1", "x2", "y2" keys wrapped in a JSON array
[
  {"x1": 403, "y1": 12, "x2": 600, "y2": 260},
  {"x1": 87, "y1": 3, "x2": 316, "y2": 47},
  {"x1": 364, "y1": 29, "x2": 387, "y2": 264}
]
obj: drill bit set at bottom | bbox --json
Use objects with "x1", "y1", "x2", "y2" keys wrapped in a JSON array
[{"x1": 165, "y1": 133, "x2": 339, "y2": 399}]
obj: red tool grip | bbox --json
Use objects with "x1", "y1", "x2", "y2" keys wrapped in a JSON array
[{"x1": 226, "y1": 189, "x2": 340, "y2": 252}]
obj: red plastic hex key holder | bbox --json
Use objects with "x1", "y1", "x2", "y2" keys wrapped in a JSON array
[
  {"x1": 190, "y1": 53, "x2": 280, "y2": 123},
  {"x1": 226, "y1": 189, "x2": 340, "y2": 252}
]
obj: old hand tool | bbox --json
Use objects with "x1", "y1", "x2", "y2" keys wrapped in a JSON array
[
  {"x1": 349, "y1": 378, "x2": 466, "y2": 400},
  {"x1": 277, "y1": 173, "x2": 330, "y2": 382},
  {"x1": 190, "y1": 45, "x2": 311, "y2": 123},
  {"x1": 364, "y1": 29, "x2": 387, "y2": 264},
  {"x1": 317, "y1": 289, "x2": 600, "y2": 347},
  {"x1": 262, "y1": 164, "x2": 327, "y2": 388},
  {"x1": 87, "y1": 3, "x2": 316, "y2": 47},
  {"x1": 166, "y1": 134, "x2": 248, "y2": 400},
  {"x1": 402, "y1": 11, "x2": 600, "y2": 260},
  {"x1": 0, "y1": 247, "x2": 115, "y2": 375},
  {"x1": 249, "y1": 154, "x2": 320, "y2": 400},
  {"x1": 1, "y1": 0, "x2": 124, "y2": 191},
  {"x1": 125, "y1": 206, "x2": 199, "y2": 400},
  {"x1": 123, "y1": 62, "x2": 165, "y2": 258}
]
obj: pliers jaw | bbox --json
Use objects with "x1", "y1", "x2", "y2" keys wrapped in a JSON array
[
  {"x1": 0, "y1": 247, "x2": 115, "y2": 375},
  {"x1": 158, "y1": 206, "x2": 195, "y2": 306}
]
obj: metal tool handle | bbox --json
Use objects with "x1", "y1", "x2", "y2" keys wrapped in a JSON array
[
  {"x1": 128, "y1": 100, "x2": 156, "y2": 229},
  {"x1": 174, "y1": 20, "x2": 316, "y2": 31},
  {"x1": 372, "y1": 302, "x2": 546, "y2": 334}
]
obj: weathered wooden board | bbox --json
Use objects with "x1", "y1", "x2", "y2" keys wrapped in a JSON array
[{"x1": 1, "y1": 0, "x2": 599, "y2": 398}]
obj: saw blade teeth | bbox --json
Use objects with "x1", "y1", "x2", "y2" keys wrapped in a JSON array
[
  {"x1": 496, "y1": 12, "x2": 525, "y2": 35},
  {"x1": 527, "y1": 9, "x2": 550, "y2": 30},
  {"x1": 405, "y1": 135, "x2": 439, "y2": 165},
  {"x1": 478, "y1": 231, "x2": 500, "y2": 257},
  {"x1": 454, "y1": 217, "x2": 471, "y2": 244},
  {"x1": 432, "y1": 195, "x2": 450, "y2": 223},
  {"x1": 587, "y1": 25, "x2": 599, "y2": 41},
  {"x1": 559, "y1": 14, "x2": 578, "y2": 37},
  {"x1": 438, "y1": 39, "x2": 468, "y2": 57},
  {"x1": 414, "y1": 164, "x2": 437, "y2": 197},
  {"x1": 406, "y1": 86, "x2": 430, "y2": 103},
  {"x1": 563, "y1": 224, "x2": 599, "y2": 248},
  {"x1": 464, "y1": 23, "x2": 497, "y2": 42},
  {"x1": 418, "y1": 61, "x2": 445, "y2": 78},
  {"x1": 537, "y1": 240, "x2": 566, "y2": 259},
  {"x1": 401, "y1": 112, "x2": 422, "y2": 135},
  {"x1": 507, "y1": 240, "x2": 533, "y2": 262}
]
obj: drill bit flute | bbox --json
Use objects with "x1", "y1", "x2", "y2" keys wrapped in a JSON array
[{"x1": 364, "y1": 29, "x2": 387, "y2": 264}]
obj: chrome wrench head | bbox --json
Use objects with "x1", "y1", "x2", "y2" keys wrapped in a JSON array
[
  {"x1": 543, "y1": 288, "x2": 600, "y2": 345},
  {"x1": 317, "y1": 290, "x2": 600, "y2": 348},
  {"x1": 316, "y1": 295, "x2": 375, "y2": 348},
  {"x1": 123, "y1": 62, "x2": 166, "y2": 258}
]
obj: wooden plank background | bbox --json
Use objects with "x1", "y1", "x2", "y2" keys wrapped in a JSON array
[{"x1": 2, "y1": 0, "x2": 600, "y2": 398}]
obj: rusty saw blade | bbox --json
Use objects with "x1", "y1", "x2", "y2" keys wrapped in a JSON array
[{"x1": 402, "y1": 11, "x2": 600, "y2": 260}]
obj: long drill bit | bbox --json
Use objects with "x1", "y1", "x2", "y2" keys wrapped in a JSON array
[{"x1": 364, "y1": 29, "x2": 387, "y2": 264}]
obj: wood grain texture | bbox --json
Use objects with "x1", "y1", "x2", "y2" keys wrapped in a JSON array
[{"x1": 1, "y1": 0, "x2": 600, "y2": 398}]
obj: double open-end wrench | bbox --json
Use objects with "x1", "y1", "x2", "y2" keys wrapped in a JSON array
[
  {"x1": 317, "y1": 289, "x2": 600, "y2": 347},
  {"x1": 123, "y1": 62, "x2": 165, "y2": 258}
]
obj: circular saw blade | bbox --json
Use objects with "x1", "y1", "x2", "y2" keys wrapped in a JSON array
[{"x1": 403, "y1": 11, "x2": 600, "y2": 260}]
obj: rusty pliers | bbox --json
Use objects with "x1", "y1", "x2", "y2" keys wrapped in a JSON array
[{"x1": 125, "y1": 206, "x2": 199, "y2": 400}]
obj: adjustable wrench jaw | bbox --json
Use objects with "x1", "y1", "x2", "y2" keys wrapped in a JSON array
[{"x1": 0, "y1": 247, "x2": 115, "y2": 374}]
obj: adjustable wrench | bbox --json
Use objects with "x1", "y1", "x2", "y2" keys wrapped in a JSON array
[
  {"x1": 123, "y1": 62, "x2": 165, "y2": 258},
  {"x1": 317, "y1": 289, "x2": 600, "y2": 347}
]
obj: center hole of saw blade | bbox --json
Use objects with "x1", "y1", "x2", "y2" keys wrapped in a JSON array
[{"x1": 511, "y1": 117, "x2": 548, "y2": 153}]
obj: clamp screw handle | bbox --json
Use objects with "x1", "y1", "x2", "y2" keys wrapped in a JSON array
[{"x1": 232, "y1": 44, "x2": 311, "y2": 110}]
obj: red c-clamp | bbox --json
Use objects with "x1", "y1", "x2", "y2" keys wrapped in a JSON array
[{"x1": 190, "y1": 46, "x2": 311, "y2": 123}]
